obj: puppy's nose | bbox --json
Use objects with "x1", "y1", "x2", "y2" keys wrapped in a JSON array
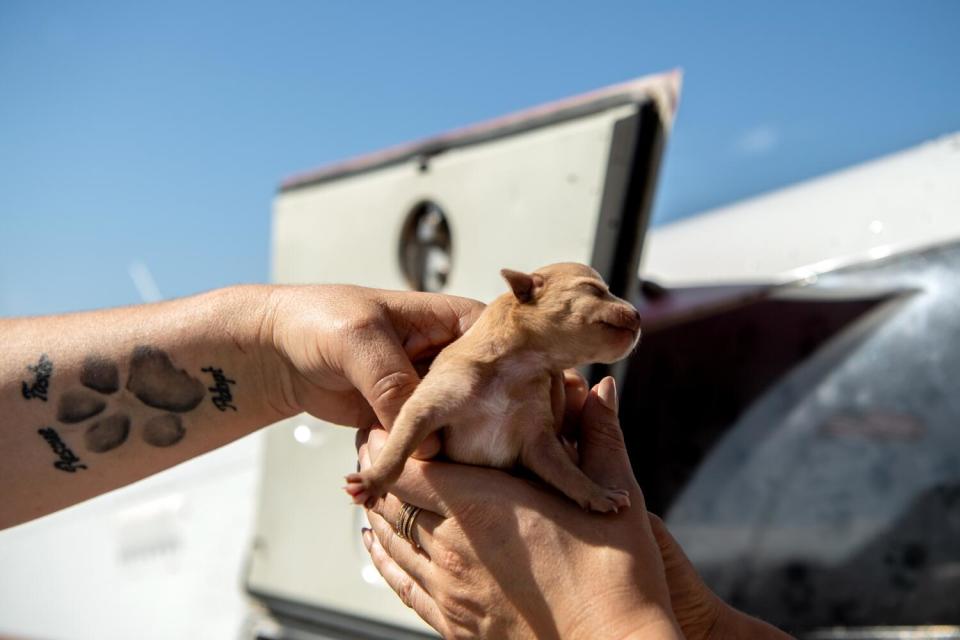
[{"x1": 621, "y1": 306, "x2": 642, "y2": 333}]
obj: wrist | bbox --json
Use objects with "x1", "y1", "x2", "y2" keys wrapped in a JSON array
[{"x1": 215, "y1": 284, "x2": 299, "y2": 421}]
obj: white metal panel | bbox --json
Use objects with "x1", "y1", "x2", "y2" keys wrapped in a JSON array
[
  {"x1": 644, "y1": 133, "x2": 960, "y2": 285},
  {"x1": 272, "y1": 104, "x2": 637, "y2": 302}
]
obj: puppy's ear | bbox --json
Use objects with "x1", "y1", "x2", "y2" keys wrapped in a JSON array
[{"x1": 500, "y1": 269, "x2": 544, "y2": 303}]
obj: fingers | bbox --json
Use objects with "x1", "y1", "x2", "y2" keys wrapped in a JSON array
[
  {"x1": 560, "y1": 368, "x2": 589, "y2": 438},
  {"x1": 366, "y1": 491, "x2": 443, "y2": 558},
  {"x1": 366, "y1": 510, "x2": 433, "y2": 586},
  {"x1": 382, "y1": 290, "x2": 485, "y2": 361},
  {"x1": 361, "y1": 528, "x2": 450, "y2": 637},
  {"x1": 345, "y1": 331, "x2": 418, "y2": 428},
  {"x1": 646, "y1": 513, "x2": 728, "y2": 637},
  {"x1": 344, "y1": 323, "x2": 440, "y2": 458},
  {"x1": 355, "y1": 426, "x2": 370, "y2": 458},
  {"x1": 648, "y1": 512, "x2": 705, "y2": 586},
  {"x1": 564, "y1": 369, "x2": 589, "y2": 410},
  {"x1": 442, "y1": 294, "x2": 486, "y2": 330},
  {"x1": 578, "y1": 377, "x2": 638, "y2": 492}
]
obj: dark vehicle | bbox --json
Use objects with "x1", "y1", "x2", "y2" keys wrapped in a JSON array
[{"x1": 628, "y1": 241, "x2": 960, "y2": 636}]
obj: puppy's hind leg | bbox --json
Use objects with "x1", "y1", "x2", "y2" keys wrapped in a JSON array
[{"x1": 521, "y1": 429, "x2": 630, "y2": 513}]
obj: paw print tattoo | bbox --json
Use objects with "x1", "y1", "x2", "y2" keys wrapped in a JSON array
[{"x1": 57, "y1": 346, "x2": 205, "y2": 453}]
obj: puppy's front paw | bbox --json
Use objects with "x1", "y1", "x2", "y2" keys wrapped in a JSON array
[
  {"x1": 344, "y1": 471, "x2": 384, "y2": 508},
  {"x1": 585, "y1": 487, "x2": 631, "y2": 513}
]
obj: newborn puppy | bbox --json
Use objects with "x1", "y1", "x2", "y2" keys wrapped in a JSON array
[{"x1": 345, "y1": 262, "x2": 642, "y2": 512}]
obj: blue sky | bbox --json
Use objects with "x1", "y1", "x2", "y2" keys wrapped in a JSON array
[{"x1": 2, "y1": 1, "x2": 958, "y2": 316}]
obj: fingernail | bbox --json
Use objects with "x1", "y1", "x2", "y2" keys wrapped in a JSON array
[
  {"x1": 361, "y1": 528, "x2": 372, "y2": 549},
  {"x1": 597, "y1": 376, "x2": 618, "y2": 411}
]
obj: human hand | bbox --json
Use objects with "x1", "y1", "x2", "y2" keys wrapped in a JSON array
[
  {"x1": 558, "y1": 375, "x2": 792, "y2": 640},
  {"x1": 358, "y1": 377, "x2": 683, "y2": 639},
  {"x1": 649, "y1": 515, "x2": 794, "y2": 640},
  {"x1": 263, "y1": 285, "x2": 483, "y2": 455}
]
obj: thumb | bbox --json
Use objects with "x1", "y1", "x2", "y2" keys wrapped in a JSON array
[
  {"x1": 648, "y1": 514, "x2": 728, "y2": 638},
  {"x1": 578, "y1": 376, "x2": 637, "y2": 491},
  {"x1": 344, "y1": 331, "x2": 440, "y2": 458}
]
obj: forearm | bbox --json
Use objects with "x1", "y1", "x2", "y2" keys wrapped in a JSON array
[{"x1": 1, "y1": 285, "x2": 293, "y2": 529}]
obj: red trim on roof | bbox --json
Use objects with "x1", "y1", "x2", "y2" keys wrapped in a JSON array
[{"x1": 281, "y1": 69, "x2": 682, "y2": 191}]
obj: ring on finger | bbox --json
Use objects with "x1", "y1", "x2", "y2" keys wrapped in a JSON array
[{"x1": 395, "y1": 502, "x2": 423, "y2": 550}]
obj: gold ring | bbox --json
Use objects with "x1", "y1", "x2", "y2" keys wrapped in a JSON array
[{"x1": 395, "y1": 502, "x2": 422, "y2": 549}]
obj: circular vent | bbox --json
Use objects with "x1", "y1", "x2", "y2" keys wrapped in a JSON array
[{"x1": 399, "y1": 201, "x2": 452, "y2": 292}]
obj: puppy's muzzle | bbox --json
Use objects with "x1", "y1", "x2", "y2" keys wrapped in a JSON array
[{"x1": 605, "y1": 306, "x2": 642, "y2": 334}]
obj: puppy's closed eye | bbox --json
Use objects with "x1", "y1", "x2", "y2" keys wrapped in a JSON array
[{"x1": 580, "y1": 282, "x2": 607, "y2": 297}]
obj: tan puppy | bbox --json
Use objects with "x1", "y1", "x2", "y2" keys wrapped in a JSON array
[{"x1": 345, "y1": 262, "x2": 642, "y2": 512}]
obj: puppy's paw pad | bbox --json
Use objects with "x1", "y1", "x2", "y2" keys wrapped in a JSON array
[
  {"x1": 344, "y1": 484, "x2": 370, "y2": 505},
  {"x1": 344, "y1": 472, "x2": 381, "y2": 506},
  {"x1": 586, "y1": 487, "x2": 631, "y2": 513},
  {"x1": 608, "y1": 488, "x2": 631, "y2": 510}
]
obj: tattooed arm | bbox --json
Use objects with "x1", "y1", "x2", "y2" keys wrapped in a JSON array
[{"x1": 0, "y1": 285, "x2": 483, "y2": 530}]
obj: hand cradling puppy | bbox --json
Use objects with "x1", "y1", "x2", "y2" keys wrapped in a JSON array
[{"x1": 345, "y1": 262, "x2": 642, "y2": 512}]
